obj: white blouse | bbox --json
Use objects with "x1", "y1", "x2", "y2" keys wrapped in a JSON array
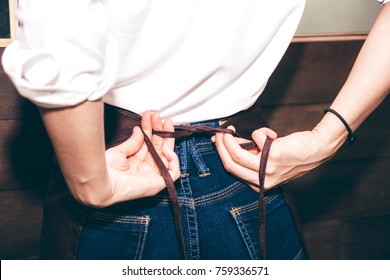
[
  {"x1": 2, "y1": 0, "x2": 306, "y2": 123},
  {"x1": 3, "y1": 0, "x2": 390, "y2": 123},
  {"x1": 4, "y1": 0, "x2": 387, "y2": 123}
]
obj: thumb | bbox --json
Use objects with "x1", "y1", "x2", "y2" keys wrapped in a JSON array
[
  {"x1": 251, "y1": 127, "x2": 277, "y2": 150},
  {"x1": 115, "y1": 126, "x2": 145, "y2": 157}
]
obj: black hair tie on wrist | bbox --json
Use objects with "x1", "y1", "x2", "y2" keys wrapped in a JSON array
[{"x1": 324, "y1": 108, "x2": 356, "y2": 145}]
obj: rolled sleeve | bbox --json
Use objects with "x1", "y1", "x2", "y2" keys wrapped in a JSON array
[{"x1": 2, "y1": 0, "x2": 117, "y2": 108}]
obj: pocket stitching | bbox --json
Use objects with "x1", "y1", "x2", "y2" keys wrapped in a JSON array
[
  {"x1": 230, "y1": 208, "x2": 258, "y2": 260},
  {"x1": 86, "y1": 211, "x2": 150, "y2": 260},
  {"x1": 134, "y1": 218, "x2": 150, "y2": 260}
]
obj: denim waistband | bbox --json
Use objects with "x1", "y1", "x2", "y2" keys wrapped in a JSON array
[{"x1": 182, "y1": 118, "x2": 227, "y2": 128}]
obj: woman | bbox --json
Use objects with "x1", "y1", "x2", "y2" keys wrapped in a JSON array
[{"x1": 2, "y1": 0, "x2": 389, "y2": 259}]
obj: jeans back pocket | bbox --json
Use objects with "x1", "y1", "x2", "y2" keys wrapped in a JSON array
[
  {"x1": 230, "y1": 192, "x2": 306, "y2": 260},
  {"x1": 76, "y1": 211, "x2": 150, "y2": 260}
]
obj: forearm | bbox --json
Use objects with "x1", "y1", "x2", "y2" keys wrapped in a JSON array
[
  {"x1": 313, "y1": 4, "x2": 390, "y2": 157},
  {"x1": 39, "y1": 99, "x2": 112, "y2": 207}
]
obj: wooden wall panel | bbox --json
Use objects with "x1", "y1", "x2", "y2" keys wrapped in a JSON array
[
  {"x1": 286, "y1": 158, "x2": 390, "y2": 221},
  {"x1": 259, "y1": 41, "x2": 364, "y2": 105},
  {"x1": 1, "y1": 48, "x2": 52, "y2": 259},
  {"x1": 0, "y1": 119, "x2": 53, "y2": 192},
  {"x1": 0, "y1": 190, "x2": 43, "y2": 260},
  {"x1": 0, "y1": 49, "x2": 25, "y2": 120},
  {"x1": 302, "y1": 215, "x2": 390, "y2": 260}
]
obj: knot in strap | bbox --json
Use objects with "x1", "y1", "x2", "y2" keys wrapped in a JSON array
[{"x1": 153, "y1": 125, "x2": 238, "y2": 139}]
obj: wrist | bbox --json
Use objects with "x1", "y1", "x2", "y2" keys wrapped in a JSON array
[
  {"x1": 324, "y1": 108, "x2": 356, "y2": 145},
  {"x1": 311, "y1": 112, "x2": 349, "y2": 160},
  {"x1": 69, "y1": 168, "x2": 114, "y2": 208}
]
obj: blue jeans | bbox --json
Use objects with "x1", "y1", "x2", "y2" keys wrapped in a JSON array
[{"x1": 75, "y1": 120, "x2": 306, "y2": 260}]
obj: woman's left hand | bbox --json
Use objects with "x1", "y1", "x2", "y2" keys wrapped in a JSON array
[
  {"x1": 104, "y1": 111, "x2": 180, "y2": 200},
  {"x1": 214, "y1": 126, "x2": 332, "y2": 192}
]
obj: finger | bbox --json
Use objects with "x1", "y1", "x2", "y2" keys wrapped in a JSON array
[
  {"x1": 141, "y1": 111, "x2": 156, "y2": 162},
  {"x1": 141, "y1": 111, "x2": 153, "y2": 140},
  {"x1": 221, "y1": 130, "x2": 260, "y2": 171},
  {"x1": 251, "y1": 127, "x2": 277, "y2": 150},
  {"x1": 214, "y1": 131, "x2": 234, "y2": 168},
  {"x1": 214, "y1": 131, "x2": 260, "y2": 184},
  {"x1": 215, "y1": 131, "x2": 281, "y2": 191},
  {"x1": 162, "y1": 145, "x2": 181, "y2": 181},
  {"x1": 151, "y1": 117, "x2": 176, "y2": 169},
  {"x1": 151, "y1": 112, "x2": 164, "y2": 152},
  {"x1": 110, "y1": 126, "x2": 144, "y2": 157},
  {"x1": 162, "y1": 117, "x2": 175, "y2": 153},
  {"x1": 212, "y1": 127, "x2": 259, "y2": 154},
  {"x1": 216, "y1": 125, "x2": 259, "y2": 170}
]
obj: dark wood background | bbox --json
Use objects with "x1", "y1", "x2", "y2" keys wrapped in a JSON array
[{"x1": 1, "y1": 40, "x2": 389, "y2": 260}]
